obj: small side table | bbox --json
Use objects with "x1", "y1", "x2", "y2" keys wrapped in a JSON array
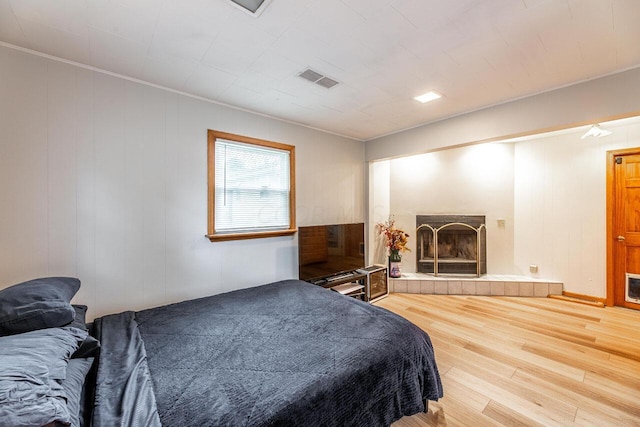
[{"x1": 357, "y1": 265, "x2": 388, "y2": 302}]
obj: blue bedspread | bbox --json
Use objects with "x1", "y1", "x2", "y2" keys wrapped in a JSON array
[{"x1": 92, "y1": 279, "x2": 442, "y2": 426}]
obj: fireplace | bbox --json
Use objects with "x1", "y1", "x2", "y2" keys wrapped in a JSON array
[{"x1": 416, "y1": 215, "x2": 486, "y2": 276}]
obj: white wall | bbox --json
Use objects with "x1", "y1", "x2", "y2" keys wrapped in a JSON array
[
  {"x1": 368, "y1": 160, "x2": 390, "y2": 266},
  {"x1": 372, "y1": 143, "x2": 514, "y2": 274},
  {"x1": 514, "y1": 119, "x2": 640, "y2": 297},
  {"x1": 0, "y1": 45, "x2": 365, "y2": 319}
]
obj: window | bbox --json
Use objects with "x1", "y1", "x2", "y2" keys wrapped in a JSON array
[{"x1": 207, "y1": 130, "x2": 296, "y2": 241}]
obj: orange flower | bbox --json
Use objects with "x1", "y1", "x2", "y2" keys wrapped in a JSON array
[{"x1": 375, "y1": 218, "x2": 411, "y2": 253}]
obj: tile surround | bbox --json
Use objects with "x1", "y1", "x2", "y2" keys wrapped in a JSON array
[
  {"x1": 549, "y1": 282, "x2": 563, "y2": 295},
  {"x1": 393, "y1": 280, "x2": 408, "y2": 293},
  {"x1": 504, "y1": 281, "x2": 519, "y2": 296},
  {"x1": 475, "y1": 281, "x2": 491, "y2": 295},
  {"x1": 407, "y1": 281, "x2": 421, "y2": 294},
  {"x1": 461, "y1": 281, "x2": 476, "y2": 295},
  {"x1": 534, "y1": 282, "x2": 550, "y2": 297},
  {"x1": 389, "y1": 274, "x2": 563, "y2": 297},
  {"x1": 490, "y1": 281, "x2": 505, "y2": 296},
  {"x1": 519, "y1": 282, "x2": 534, "y2": 296},
  {"x1": 434, "y1": 281, "x2": 448, "y2": 295},
  {"x1": 420, "y1": 281, "x2": 435, "y2": 294},
  {"x1": 448, "y1": 281, "x2": 462, "y2": 294}
]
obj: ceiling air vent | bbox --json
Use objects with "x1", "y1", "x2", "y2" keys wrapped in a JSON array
[
  {"x1": 298, "y1": 68, "x2": 339, "y2": 89},
  {"x1": 228, "y1": 0, "x2": 273, "y2": 17}
]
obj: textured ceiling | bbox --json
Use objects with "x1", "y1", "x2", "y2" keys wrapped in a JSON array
[{"x1": 1, "y1": 0, "x2": 639, "y2": 140}]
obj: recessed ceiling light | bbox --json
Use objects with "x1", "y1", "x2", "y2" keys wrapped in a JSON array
[{"x1": 414, "y1": 91, "x2": 442, "y2": 104}]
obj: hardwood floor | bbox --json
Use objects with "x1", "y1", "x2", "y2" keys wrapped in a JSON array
[{"x1": 375, "y1": 293, "x2": 640, "y2": 427}]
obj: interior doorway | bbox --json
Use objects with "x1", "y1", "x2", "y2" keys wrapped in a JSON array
[{"x1": 606, "y1": 148, "x2": 640, "y2": 310}]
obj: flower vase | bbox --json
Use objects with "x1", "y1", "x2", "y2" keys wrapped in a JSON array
[{"x1": 389, "y1": 249, "x2": 402, "y2": 278}]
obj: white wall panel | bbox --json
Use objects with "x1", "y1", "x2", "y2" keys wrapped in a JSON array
[
  {"x1": 0, "y1": 45, "x2": 364, "y2": 319},
  {"x1": 93, "y1": 73, "x2": 128, "y2": 316},
  {"x1": 514, "y1": 120, "x2": 640, "y2": 297},
  {"x1": 163, "y1": 93, "x2": 194, "y2": 306},
  {"x1": 368, "y1": 160, "x2": 390, "y2": 266},
  {"x1": 139, "y1": 86, "x2": 168, "y2": 310},
  {"x1": 0, "y1": 49, "x2": 49, "y2": 282},
  {"x1": 47, "y1": 61, "x2": 78, "y2": 277},
  {"x1": 75, "y1": 68, "x2": 96, "y2": 309},
  {"x1": 121, "y1": 81, "x2": 147, "y2": 309}
]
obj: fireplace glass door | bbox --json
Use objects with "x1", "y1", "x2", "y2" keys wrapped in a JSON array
[{"x1": 416, "y1": 215, "x2": 486, "y2": 276}]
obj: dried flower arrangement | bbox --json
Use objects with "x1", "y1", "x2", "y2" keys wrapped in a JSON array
[{"x1": 375, "y1": 218, "x2": 410, "y2": 254}]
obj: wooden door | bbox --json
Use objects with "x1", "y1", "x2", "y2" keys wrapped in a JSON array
[{"x1": 607, "y1": 149, "x2": 640, "y2": 309}]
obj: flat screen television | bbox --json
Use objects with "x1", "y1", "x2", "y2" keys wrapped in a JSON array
[{"x1": 298, "y1": 222, "x2": 365, "y2": 282}]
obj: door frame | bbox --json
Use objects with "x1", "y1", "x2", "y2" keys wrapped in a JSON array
[{"x1": 606, "y1": 147, "x2": 640, "y2": 306}]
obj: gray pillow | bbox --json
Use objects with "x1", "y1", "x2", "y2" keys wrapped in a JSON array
[
  {"x1": 72, "y1": 335, "x2": 101, "y2": 359},
  {"x1": 0, "y1": 277, "x2": 80, "y2": 336},
  {"x1": 0, "y1": 326, "x2": 87, "y2": 426},
  {"x1": 69, "y1": 304, "x2": 102, "y2": 359},
  {"x1": 0, "y1": 360, "x2": 69, "y2": 427},
  {"x1": 63, "y1": 357, "x2": 94, "y2": 427},
  {"x1": 70, "y1": 304, "x2": 89, "y2": 331}
]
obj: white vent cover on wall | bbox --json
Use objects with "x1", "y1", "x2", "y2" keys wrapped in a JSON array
[{"x1": 298, "y1": 68, "x2": 339, "y2": 89}]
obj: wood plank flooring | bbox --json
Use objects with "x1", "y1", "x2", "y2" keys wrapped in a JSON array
[{"x1": 374, "y1": 294, "x2": 640, "y2": 427}]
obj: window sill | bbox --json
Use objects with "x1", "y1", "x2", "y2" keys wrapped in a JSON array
[{"x1": 206, "y1": 228, "x2": 297, "y2": 242}]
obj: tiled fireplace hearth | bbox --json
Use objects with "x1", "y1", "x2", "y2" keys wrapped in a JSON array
[
  {"x1": 404, "y1": 214, "x2": 563, "y2": 296},
  {"x1": 389, "y1": 274, "x2": 563, "y2": 297}
]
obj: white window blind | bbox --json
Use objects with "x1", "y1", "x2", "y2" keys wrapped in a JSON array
[{"x1": 214, "y1": 138, "x2": 290, "y2": 233}]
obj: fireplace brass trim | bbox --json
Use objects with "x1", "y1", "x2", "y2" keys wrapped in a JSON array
[{"x1": 417, "y1": 222, "x2": 486, "y2": 277}]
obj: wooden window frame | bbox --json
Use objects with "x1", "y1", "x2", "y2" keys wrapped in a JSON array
[{"x1": 206, "y1": 130, "x2": 296, "y2": 242}]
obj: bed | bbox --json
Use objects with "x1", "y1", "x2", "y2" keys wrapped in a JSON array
[{"x1": 0, "y1": 277, "x2": 443, "y2": 427}]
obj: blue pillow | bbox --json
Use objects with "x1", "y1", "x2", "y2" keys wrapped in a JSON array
[
  {"x1": 69, "y1": 304, "x2": 102, "y2": 359},
  {"x1": 0, "y1": 360, "x2": 70, "y2": 427},
  {"x1": 63, "y1": 357, "x2": 94, "y2": 427},
  {"x1": 0, "y1": 277, "x2": 80, "y2": 336},
  {"x1": 70, "y1": 304, "x2": 89, "y2": 331},
  {"x1": 0, "y1": 326, "x2": 87, "y2": 426}
]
